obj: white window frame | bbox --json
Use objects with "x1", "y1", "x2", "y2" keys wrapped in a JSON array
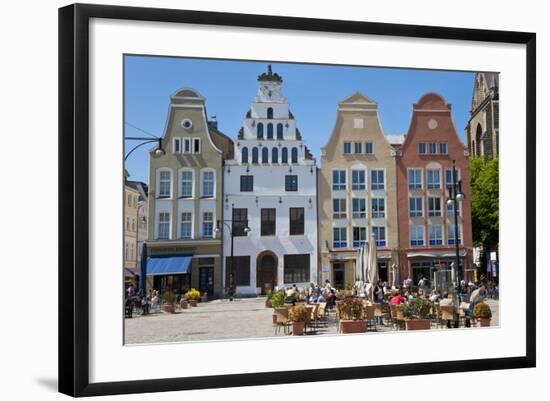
[
  {"x1": 418, "y1": 142, "x2": 426, "y2": 154},
  {"x1": 173, "y1": 137, "x2": 181, "y2": 153},
  {"x1": 343, "y1": 142, "x2": 352, "y2": 155},
  {"x1": 439, "y1": 142, "x2": 448, "y2": 154},
  {"x1": 352, "y1": 226, "x2": 367, "y2": 248},
  {"x1": 409, "y1": 197, "x2": 423, "y2": 217},
  {"x1": 427, "y1": 169, "x2": 441, "y2": 189},
  {"x1": 332, "y1": 198, "x2": 347, "y2": 219},
  {"x1": 192, "y1": 137, "x2": 201, "y2": 154},
  {"x1": 372, "y1": 197, "x2": 386, "y2": 218},
  {"x1": 354, "y1": 142, "x2": 362, "y2": 154},
  {"x1": 332, "y1": 169, "x2": 347, "y2": 191},
  {"x1": 371, "y1": 169, "x2": 385, "y2": 190},
  {"x1": 373, "y1": 226, "x2": 387, "y2": 247},
  {"x1": 333, "y1": 227, "x2": 347, "y2": 249},
  {"x1": 365, "y1": 142, "x2": 374, "y2": 154},
  {"x1": 180, "y1": 211, "x2": 193, "y2": 239},
  {"x1": 410, "y1": 225, "x2": 424, "y2": 247},
  {"x1": 157, "y1": 168, "x2": 172, "y2": 198},
  {"x1": 202, "y1": 211, "x2": 215, "y2": 238},
  {"x1": 429, "y1": 224, "x2": 443, "y2": 246},
  {"x1": 352, "y1": 198, "x2": 366, "y2": 219},
  {"x1": 179, "y1": 168, "x2": 194, "y2": 198},
  {"x1": 351, "y1": 169, "x2": 366, "y2": 190},
  {"x1": 183, "y1": 138, "x2": 191, "y2": 153},
  {"x1": 428, "y1": 196, "x2": 442, "y2": 217},
  {"x1": 157, "y1": 211, "x2": 171, "y2": 240},
  {"x1": 201, "y1": 169, "x2": 216, "y2": 198},
  {"x1": 428, "y1": 142, "x2": 437, "y2": 154},
  {"x1": 408, "y1": 168, "x2": 423, "y2": 190},
  {"x1": 445, "y1": 168, "x2": 461, "y2": 189}
]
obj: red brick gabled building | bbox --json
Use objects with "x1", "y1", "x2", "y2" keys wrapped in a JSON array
[{"x1": 396, "y1": 93, "x2": 473, "y2": 287}]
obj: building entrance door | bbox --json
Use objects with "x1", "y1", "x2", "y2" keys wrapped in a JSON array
[
  {"x1": 259, "y1": 254, "x2": 276, "y2": 295},
  {"x1": 199, "y1": 267, "x2": 214, "y2": 297},
  {"x1": 333, "y1": 263, "x2": 345, "y2": 289}
]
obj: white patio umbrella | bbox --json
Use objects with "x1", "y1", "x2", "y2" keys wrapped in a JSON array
[
  {"x1": 355, "y1": 245, "x2": 363, "y2": 282},
  {"x1": 362, "y1": 242, "x2": 369, "y2": 283},
  {"x1": 367, "y1": 234, "x2": 379, "y2": 292}
]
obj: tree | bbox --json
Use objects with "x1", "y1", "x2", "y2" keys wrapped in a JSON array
[{"x1": 469, "y1": 157, "x2": 499, "y2": 281}]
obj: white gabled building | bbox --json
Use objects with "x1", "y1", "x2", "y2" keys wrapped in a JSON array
[{"x1": 223, "y1": 65, "x2": 318, "y2": 296}]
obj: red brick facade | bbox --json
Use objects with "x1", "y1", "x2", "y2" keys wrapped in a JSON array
[{"x1": 396, "y1": 93, "x2": 473, "y2": 286}]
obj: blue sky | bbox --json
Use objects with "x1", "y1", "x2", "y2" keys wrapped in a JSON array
[{"x1": 124, "y1": 56, "x2": 475, "y2": 183}]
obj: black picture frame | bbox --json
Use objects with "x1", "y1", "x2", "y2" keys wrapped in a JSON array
[{"x1": 59, "y1": 3, "x2": 536, "y2": 397}]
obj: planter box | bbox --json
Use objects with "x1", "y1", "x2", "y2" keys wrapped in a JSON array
[
  {"x1": 180, "y1": 300, "x2": 188, "y2": 309},
  {"x1": 476, "y1": 318, "x2": 491, "y2": 327},
  {"x1": 292, "y1": 321, "x2": 305, "y2": 335},
  {"x1": 340, "y1": 320, "x2": 367, "y2": 334},
  {"x1": 405, "y1": 318, "x2": 431, "y2": 330},
  {"x1": 265, "y1": 299, "x2": 272, "y2": 308},
  {"x1": 189, "y1": 299, "x2": 198, "y2": 307},
  {"x1": 163, "y1": 304, "x2": 175, "y2": 314}
]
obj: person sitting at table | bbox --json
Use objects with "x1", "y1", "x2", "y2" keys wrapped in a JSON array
[
  {"x1": 390, "y1": 291, "x2": 406, "y2": 305},
  {"x1": 430, "y1": 290, "x2": 441, "y2": 303},
  {"x1": 325, "y1": 288, "x2": 336, "y2": 309},
  {"x1": 468, "y1": 286, "x2": 486, "y2": 324}
]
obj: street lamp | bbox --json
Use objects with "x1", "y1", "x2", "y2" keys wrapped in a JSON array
[
  {"x1": 125, "y1": 136, "x2": 165, "y2": 160},
  {"x1": 215, "y1": 203, "x2": 251, "y2": 301},
  {"x1": 446, "y1": 159, "x2": 465, "y2": 304}
]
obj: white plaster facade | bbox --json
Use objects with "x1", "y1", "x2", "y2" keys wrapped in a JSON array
[{"x1": 223, "y1": 66, "x2": 318, "y2": 296}]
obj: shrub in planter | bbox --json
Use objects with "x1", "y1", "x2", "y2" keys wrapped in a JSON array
[
  {"x1": 402, "y1": 297, "x2": 432, "y2": 330},
  {"x1": 288, "y1": 304, "x2": 308, "y2": 336},
  {"x1": 270, "y1": 290, "x2": 286, "y2": 308},
  {"x1": 186, "y1": 288, "x2": 201, "y2": 306},
  {"x1": 339, "y1": 298, "x2": 367, "y2": 334},
  {"x1": 161, "y1": 291, "x2": 176, "y2": 313},
  {"x1": 473, "y1": 302, "x2": 492, "y2": 327},
  {"x1": 180, "y1": 298, "x2": 189, "y2": 309}
]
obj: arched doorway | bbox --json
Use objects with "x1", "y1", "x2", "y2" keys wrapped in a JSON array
[{"x1": 256, "y1": 251, "x2": 278, "y2": 295}]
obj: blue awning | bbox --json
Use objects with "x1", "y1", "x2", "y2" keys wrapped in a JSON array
[{"x1": 146, "y1": 255, "x2": 192, "y2": 276}]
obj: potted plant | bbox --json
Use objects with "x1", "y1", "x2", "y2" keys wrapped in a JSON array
[
  {"x1": 402, "y1": 297, "x2": 432, "y2": 330},
  {"x1": 186, "y1": 288, "x2": 201, "y2": 306},
  {"x1": 473, "y1": 302, "x2": 492, "y2": 327},
  {"x1": 339, "y1": 298, "x2": 367, "y2": 334},
  {"x1": 180, "y1": 296, "x2": 189, "y2": 309},
  {"x1": 288, "y1": 304, "x2": 308, "y2": 335},
  {"x1": 270, "y1": 290, "x2": 286, "y2": 324},
  {"x1": 265, "y1": 289, "x2": 274, "y2": 308},
  {"x1": 161, "y1": 291, "x2": 176, "y2": 314}
]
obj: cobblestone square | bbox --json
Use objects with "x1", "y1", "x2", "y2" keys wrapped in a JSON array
[{"x1": 124, "y1": 297, "x2": 499, "y2": 344}]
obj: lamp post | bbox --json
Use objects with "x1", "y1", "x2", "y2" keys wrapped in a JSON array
[
  {"x1": 215, "y1": 203, "x2": 251, "y2": 301},
  {"x1": 446, "y1": 160, "x2": 465, "y2": 304},
  {"x1": 125, "y1": 136, "x2": 165, "y2": 160}
]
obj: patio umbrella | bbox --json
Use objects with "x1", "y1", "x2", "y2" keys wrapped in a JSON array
[
  {"x1": 362, "y1": 242, "x2": 369, "y2": 283},
  {"x1": 367, "y1": 234, "x2": 379, "y2": 290},
  {"x1": 355, "y1": 245, "x2": 362, "y2": 282}
]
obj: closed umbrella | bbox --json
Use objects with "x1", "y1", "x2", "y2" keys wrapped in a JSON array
[
  {"x1": 355, "y1": 245, "x2": 362, "y2": 282},
  {"x1": 367, "y1": 234, "x2": 379, "y2": 292},
  {"x1": 362, "y1": 242, "x2": 369, "y2": 283}
]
